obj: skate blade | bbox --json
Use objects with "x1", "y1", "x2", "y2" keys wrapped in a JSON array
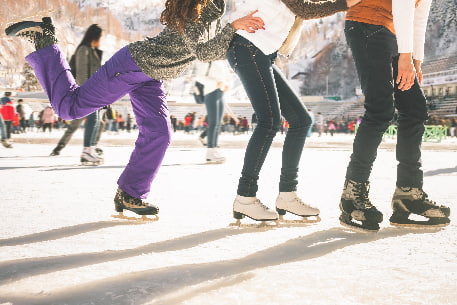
[
  {"x1": 81, "y1": 161, "x2": 102, "y2": 166},
  {"x1": 111, "y1": 212, "x2": 159, "y2": 222},
  {"x1": 206, "y1": 160, "x2": 225, "y2": 164},
  {"x1": 278, "y1": 215, "x2": 321, "y2": 225},
  {"x1": 229, "y1": 219, "x2": 278, "y2": 229},
  {"x1": 390, "y1": 221, "x2": 449, "y2": 229},
  {"x1": 339, "y1": 221, "x2": 379, "y2": 233}
]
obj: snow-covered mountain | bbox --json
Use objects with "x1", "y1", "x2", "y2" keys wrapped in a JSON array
[{"x1": 1, "y1": 0, "x2": 456, "y2": 97}]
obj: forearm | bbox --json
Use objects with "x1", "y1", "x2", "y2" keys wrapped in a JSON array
[{"x1": 280, "y1": 0, "x2": 347, "y2": 20}]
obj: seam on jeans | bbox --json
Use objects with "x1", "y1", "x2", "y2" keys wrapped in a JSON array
[{"x1": 247, "y1": 46, "x2": 276, "y2": 196}]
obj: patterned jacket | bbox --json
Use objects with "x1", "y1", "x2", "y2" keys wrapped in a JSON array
[{"x1": 128, "y1": 0, "x2": 236, "y2": 81}]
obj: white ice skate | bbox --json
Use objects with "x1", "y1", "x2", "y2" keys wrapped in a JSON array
[
  {"x1": 206, "y1": 148, "x2": 225, "y2": 164},
  {"x1": 230, "y1": 195, "x2": 279, "y2": 228},
  {"x1": 275, "y1": 192, "x2": 321, "y2": 224},
  {"x1": 80, "y1": 147, "x2": 102, "y2": 166}
]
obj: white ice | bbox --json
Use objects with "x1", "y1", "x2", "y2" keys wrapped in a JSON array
[{"x1": 0, "y1": 131, "x2": 456, "y2": 305}]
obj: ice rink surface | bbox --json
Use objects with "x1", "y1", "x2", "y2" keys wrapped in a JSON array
[{"x1": 0, "y1": 130, "x2": 456, "y2": 305}]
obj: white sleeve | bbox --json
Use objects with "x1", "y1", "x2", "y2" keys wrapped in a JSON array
[
  {"x1": 392, "y1": 0, "x2": 415, "y2": 55},
  {"x1": 413, "y1": 0, "x2": 433, "y2": 61}
]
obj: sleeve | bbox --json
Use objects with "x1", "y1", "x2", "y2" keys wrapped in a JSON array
[
  {"x1": 393, "y1": 0, "x2": 415, "y2": 55},
  {"x1": 413, "y1": 0, "x2": 433, "y2": 61},
  {"x1": 280, "y1": 0, "x2": 347, "y2": 20},
  {"x1": 182, "y1": 22, "x2": 237, "y2": 62},
  {"x1": 75, "y1": 46, "x2": 90, "y2": 85}
]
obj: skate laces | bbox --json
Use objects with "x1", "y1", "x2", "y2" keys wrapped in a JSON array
[
  {"x1": 254, "y1": 199, "x2": 271, "y2": 211},
  {"x1": 124, "y1": 192, "x2": 147, "y2": 207},
  {"x1": 354, "y1": 182, "x2": 373, "y2": 209}
]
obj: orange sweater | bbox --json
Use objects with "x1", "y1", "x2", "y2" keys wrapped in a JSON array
[{"x1": 346, "y1": 0, "x2": 421, "y2": 35}]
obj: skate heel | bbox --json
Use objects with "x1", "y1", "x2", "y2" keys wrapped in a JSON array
[
  {"x1": 233, "y1": 211, "x2": 245, "y2": 220},
  {"x1": 114, "y1": 200, "x2": 124, "y2": 213},
  {"x1": 276, "y1": 208, "x2": 287, "y2": 216}
]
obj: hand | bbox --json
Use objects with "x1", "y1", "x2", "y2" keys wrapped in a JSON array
[
  {"x1": 413, "y1": 59, "x2": 423, "y2": 85},
  {"x1": 396, "y1": 53, "x2": 416, "y2": 91},
  {"x1": 231, "y1": 10, "x2": 265, "y2": 33},
  {"x1": 346, "y1": 0, "x2": 361, "y2": 8}
]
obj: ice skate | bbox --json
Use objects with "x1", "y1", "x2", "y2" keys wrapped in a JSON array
[
  {"x1": 339, "y1": 179, "x2": 383, "y2": 232},
  {"x1": 112, "y1": 187, "x2": 159, "y2": 221},
  {"x1": 50, "y1": 144, "x2": 64, "y2": 156},
  {"x1": 389, "y1": 187, "x2": 450, "y2": 228},
  {"x1": 230, "y1": 195, "x2": 279, "y2": 228},
  {"x1": 80, "y1": 147, "x2": 102, "y2": 166},
  {"x1": 1, "y1": 139, "x2": 13, "y2": 148},
  {"x1": 206, "y1": 148, "x2": 225, "y2": 164},
  {"x1": 5, "y1": 17, "x2": 57, "y2": 49},
  {"x1": 275, "y1": 192, "x2": 321, "y2": 224}
]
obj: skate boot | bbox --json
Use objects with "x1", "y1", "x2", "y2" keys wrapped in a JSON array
[
  {"x1": 95, "y1": 147, "x2": 104, "y2": 157},
  {"x1": 390, "y1": 187, "x2": 450, "y2": 227},
  {"x1": 50, "y1": 143, "x2": 64, "y2": 156},
  {"x1": 112, "y1": 187, "x2": 159, "y2": 221},
  {"x1": 1, "y1": 139, "x2": 13, "y2": 148},
  {"x1": 275, "y1": 192, "x2": 321, "y2": 224},
  {"x1": 206, "y1": 148, "x2": 225, "y2": 163},
  {"x1": 339, "y1": 179, "x2": 383, "y2": 232},
  {"x1": 80, "y1": 147, "x2": 102, "y2": 166},
  {"x1": 231, "y1": 195, "x2": 279, "y2": 227},
  {"x1": 5, "y1": 17, "x2": 57, "y2": 49}
]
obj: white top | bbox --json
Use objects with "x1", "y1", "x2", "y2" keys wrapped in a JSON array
[
  {"x1": 195, "y1": 60, "x2": 233, "y2": 94},
  {"x1": 392, "y1": 0, "x2": 433, "y2": 61},
  {"x1": 230, "y1": 0, "x2": 295, "y2": 55}
]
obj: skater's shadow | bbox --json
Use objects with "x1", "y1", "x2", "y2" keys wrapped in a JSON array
[
  {"x1": 424, "y1": 166, "x2": 457, "y2": 176},
  {"x1": 0, "y1": 226, "x2": 261, "y2": 284},
  {"x1": 0, "y1": 221, "x2": 142, "y2": 247},
  {"x1": 1, "y1": 226, "x2": 442, "y2": 305}
]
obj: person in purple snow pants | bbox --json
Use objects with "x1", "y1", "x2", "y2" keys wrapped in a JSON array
[{"x1": 5, "y1": 0, "x2": 265, "y2": 220}]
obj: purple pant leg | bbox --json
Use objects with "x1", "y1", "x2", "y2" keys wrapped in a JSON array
[
  {"x1": 118, "y1": 81, "x2": 172, "y2": 199},
  {"x1": 25, "y1": 45, "x2": 145, "y2": 120},
  {"x1": 26, "y1": 44, "x2": 171, "y2": 199}
]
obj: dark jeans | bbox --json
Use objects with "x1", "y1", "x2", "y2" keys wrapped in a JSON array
[
  {"x1": 227, "y1": 35, "x2": 311, "y2": 197},
  {"x1": 345, "y1": 21, "x2": 428, "y2": 188},
  {"x1": 204, "y1": 89, "x2": 224, "y2": 148}
]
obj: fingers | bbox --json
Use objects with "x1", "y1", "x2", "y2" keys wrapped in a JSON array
[
  {"x1": 396, "y1": 71, "x2": 415, "y2": 91},
  {"x1": 231, "y1": 10, "x2": 265, "y2": 33}
]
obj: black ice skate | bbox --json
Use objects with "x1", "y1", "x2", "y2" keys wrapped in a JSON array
[
  {"x1": 112, "y1": 187, "x2": 159, "y2": 221},
  {"x1": 339, "y1": 180, "x2": 383, "y2": 232},
  {"x1": 390, "y1": 187, "x2": 450, "y2": 228},
  {"x1": 5, "y1": 17, "x2": 57, "y2": 49}
]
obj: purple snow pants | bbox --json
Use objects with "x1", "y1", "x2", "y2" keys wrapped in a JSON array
[{"x1": 26, "y1": 45, "x2": 171, "y2": 199}]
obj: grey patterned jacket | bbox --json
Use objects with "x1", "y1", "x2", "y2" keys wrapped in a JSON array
[{"x1": 128, "y1": 0, "x2": 235, "y2": 81}]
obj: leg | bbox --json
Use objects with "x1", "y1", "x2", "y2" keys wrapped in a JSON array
[
  {"x1": 392, "y1": 62, "x2": 428, "y2": 188},
  {"x1": 204, "y1": 90, "x2": 220, "y2": 148},
  {"x1": 345, "y1": 21, "x2": 397, "y2": 183},
  {"x1": 117, "y1": 80, "x2": 171, "y2": 199},
  {"x1": 227, "y1": 35, "x2": 281, "y2": 197},
  {"x1": 273, "y1": 65, "x2": 311, "y2": 193},
  {"x1": 83, "y1": 111, "x2": 99, "y2": 148},
  {"x1": 26, "y1": 45, "x2": 146, "y2": 120}
]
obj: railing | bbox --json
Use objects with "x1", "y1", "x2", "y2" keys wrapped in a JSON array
[
  {"x1": 383, "y1": 125, "x2": 448, "y2": 143},
  {"x1": 356, "y1": 124, "x2": 448, "y2": 142}
]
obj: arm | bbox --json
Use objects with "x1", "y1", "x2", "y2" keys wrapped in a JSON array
[
  {"x1": 75, "y1": 46, "x2": 90, "y2": 85},
  {"x1": 182, "y1": 11, "x2": 264, "y2": 62},
  {"x1": 393, "y1": 0, "x2": 432, "y2": 89},
  {"x1": 413, "y1": 0, "x2": 433, "y2": 84},
  {"x1": 280, "y1": 0, "x2": 348, "y2": 20}
]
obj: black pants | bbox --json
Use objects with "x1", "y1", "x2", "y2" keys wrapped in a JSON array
[{"x1": 345, "y1": 21, "x2": 428, "y2": 188}]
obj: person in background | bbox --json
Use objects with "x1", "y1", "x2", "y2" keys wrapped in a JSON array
[
  {"x1": 0, "y1": 92, "x2": 13, "y2": 148},
  {"x1": 339, "y1": 0, "x2": 451, "y2": 232},
  {"x1": 195, "y1": 60, "x2": 232, "y2": 163},
  {"x1": 50, "y1": 24, "x2": 104, "y2": 165},
  {"x1": 0, "y1": 94, "x2": 16, "y2": 141}
]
